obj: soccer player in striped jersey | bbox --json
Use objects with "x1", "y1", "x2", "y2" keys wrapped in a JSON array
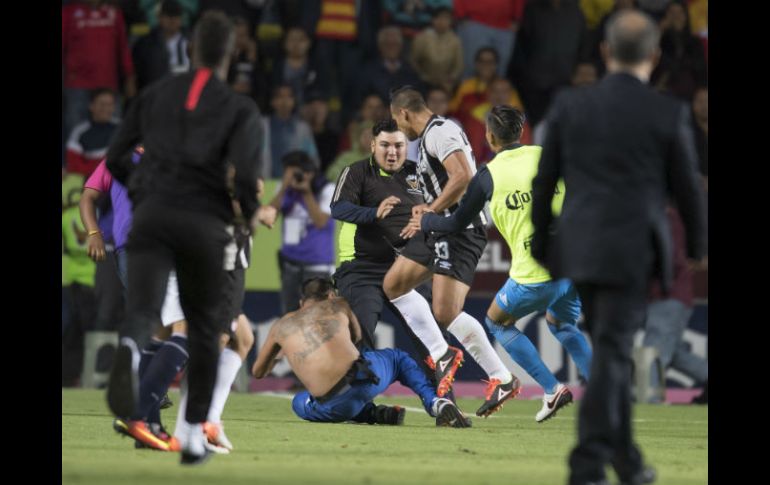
[{"x1": 385, "y1": 87, "x2": 521, "y2": 417}]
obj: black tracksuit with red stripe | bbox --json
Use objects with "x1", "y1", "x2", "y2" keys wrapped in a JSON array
[{"x1": 106, "y1": 68, "x2": 263, "y2": 423}]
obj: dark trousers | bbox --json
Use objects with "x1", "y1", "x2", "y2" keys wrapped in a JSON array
[
  {"x1": 121, "y1": 203, "x2": 231, "y2": 423},
  {"x1": 278, "y1": 253, "x2": 335, "y2": 314},
  {"x1": 569, "y1": 282, "x2": 647, "y2": 484},
  {"x1": 94, "y1": 252, "x2": 125, "y2": 331},
  {"x1": 62, "y1": 282, "x2": 96, "y2": 386},
  {"x1": 333, "y1": 259, "x2": 450, "y2": 398}
]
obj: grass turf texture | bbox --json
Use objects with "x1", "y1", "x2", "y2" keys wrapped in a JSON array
[{"x1": 63, "y1": 389, "x2": 707, "y2": 485}]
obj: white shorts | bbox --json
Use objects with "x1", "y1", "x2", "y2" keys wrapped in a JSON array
[{"x1": 161, "y1": 270, "x2": 186, "y2": 326}]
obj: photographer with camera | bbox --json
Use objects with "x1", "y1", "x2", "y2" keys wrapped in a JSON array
[{"x1": 263, "y1": 151, "x2": 336, "y2": 314}]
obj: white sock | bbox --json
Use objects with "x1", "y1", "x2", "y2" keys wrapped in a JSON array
[
  {"x1": 174, "y1": 377, "x2": 188, "y2": 438},
  {"x1": 447, "y1": 312, "x2": 512, "y2": 383},
  {"x1": 390, "y1": 290, "x2": 448, "y2": 361},
  {"x1": 206, "y1": 348, "x2": 243, "y2": 423}
]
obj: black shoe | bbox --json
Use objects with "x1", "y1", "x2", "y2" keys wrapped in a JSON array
[
  {"x1": 180, "y1": 450, "x2": 212, "y2": 466},
  {"x1": 107, "y1": 338, "x2": 140, "y2": 418},
  {"x1": 435, "y1": 398, "x2": 472, "y2": 428},
  {"x1": 476, "y1": 375, "x2": 521, "y2": 417},
  {"x1": 159, "y1": 394, "x2": 173, "y2": 410},
  {"x1": 374, "y1": 405, "x2": 406, "y2": 425},
  {"x1": 620, "y1": 466, "x2": 656, "y2": 485},
  {"x1": 691, "y1": 381, "x2": 708, "y2": 404},
  {"x1": 427, "y1": 346, "x2": 464, "y2": 398}
]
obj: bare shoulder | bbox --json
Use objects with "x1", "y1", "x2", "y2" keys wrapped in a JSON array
[{"x1": 327, "y1": 297, "x2": 353, "y2": 314}]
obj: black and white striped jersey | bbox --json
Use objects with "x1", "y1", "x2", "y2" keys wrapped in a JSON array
[{"x1": 417, "y1": 115, "x2": 487, "y2": 228}]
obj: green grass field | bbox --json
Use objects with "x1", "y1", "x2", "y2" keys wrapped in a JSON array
[{"x1": 62, "y1": 389, "x2": 707, "y2": 485}]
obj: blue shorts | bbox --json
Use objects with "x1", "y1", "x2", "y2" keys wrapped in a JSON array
[{"x1": 494, "y1": 278, "x2": 581, "y2": 324}]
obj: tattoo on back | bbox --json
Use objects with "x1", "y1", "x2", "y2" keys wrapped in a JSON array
[{"x1": 276, "y1": 302, "x2": 342, "y2": 363}]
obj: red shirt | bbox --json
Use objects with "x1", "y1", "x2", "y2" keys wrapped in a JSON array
[
  {"x1": 454, "y1": 0, "x2": 525, "y2": 30},
  {"x1": 62, "y1": 3, "x2": 133, "y2": 90}
]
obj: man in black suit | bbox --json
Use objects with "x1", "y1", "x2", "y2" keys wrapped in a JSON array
[{"x1": 531, "y1": 10, "x2": 707, "y2": 485}]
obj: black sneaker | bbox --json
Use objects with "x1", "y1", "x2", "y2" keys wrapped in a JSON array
[
  {"x1": 374, "y1": 405, "x2": 406, "y2": 425},
  {"x1": 426, "y1": 346, "x2": 464, "y2": 398},
  {"x1": 434, "y1": 398, "x2": 472, "y2": 428},
  {"x1": 620, "y1": 466, "x2": 656, "y2": 485},
  {"x1": 107, "y1": 338, "x2": 140, "y2": 419},
  {"x1": 180, "y1": 450, "x2": 212, "y2": 466},
  {"x1": 690, "y1": 381, "x2": 708, "y2": 404},
  {"x1": 476, "y1": 375, "x2": 521, "y2": 417},
  {"x1": 159, "y1": 394, "x2": 173, "y2": 410}
]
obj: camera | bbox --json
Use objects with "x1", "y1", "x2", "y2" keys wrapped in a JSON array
[{"x1": 292, "y1": 171, "x2": 305, "y2": 183}]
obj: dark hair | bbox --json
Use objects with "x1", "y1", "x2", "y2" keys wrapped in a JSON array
[
  {"x1": 89, "y1": 87, "x2": 115, "y2": 103},
  {"x1": 192, "y1": 10, "x2": 234, "y2": 68},
  {"x1": 432, "y1": 6, "x2": 452, "y2": 17},
  {"x1": 474, "y1": 46, "x2": 499, "y2": 63},
  {"x1": 390, "y1": 86, "x2": 427, "y2": 112},
  {"x1": 605, "y1": 10, "x2": 659, "y2": 65},
  {"x1": 486, "y1": 105, "x2": 525, "y2": 146},
  {"x1": 160, "y1": 0, "x2": 183, "y2": 17},
  {"x1": 271, "y1": 83, "x2": 295, "y2": 99},
  {"x1": 301, "y1": 278, "x2": 336, "y2": 301},
  {"x1": 372, "y1": 119, "x2": 399, "y2": 137},
  {"x1": 282, "y1": 150, "x2": 315, "y2": 172}
]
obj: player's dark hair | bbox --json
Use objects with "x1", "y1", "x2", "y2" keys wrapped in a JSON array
[
  {"x1": 486, "y1": 105, "x2": 525, "y2": 146},
  {"x1": 301, "y1": 278, "x2": 336, "y2": 301}
]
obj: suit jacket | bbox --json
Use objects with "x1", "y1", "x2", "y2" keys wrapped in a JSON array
[{"x1": 531, "y1": 72, "x2": 706, "y2": 292}]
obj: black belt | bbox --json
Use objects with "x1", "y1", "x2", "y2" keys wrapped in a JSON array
[{"x1": 314, "y1": 355, "x2": 380, "y2": 403}]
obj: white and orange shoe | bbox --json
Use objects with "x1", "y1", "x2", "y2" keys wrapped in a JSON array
[{"x1": 203, "y1": 421, "x2": 233, "y2": 452}]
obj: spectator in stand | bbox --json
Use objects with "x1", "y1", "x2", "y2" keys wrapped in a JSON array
[
  {"x1": 300, "y1": 92, "x2": 340, "y2": 175},
  {"x1": 339, "y1": 93, "x2": 387, "y2": 153},
  {"x1": 509, "y1": 0, "x2": 589, "y2": 126},
  {"x1": 227, "y1": 16, "x2": 268, "y2": 111},
  {"x1": 326, "y1": 121, "x2": 374, "y2": 183},
  {"x1": 533, "y1": 61, "x2": 600, "y2": 145},
  {"x1": 425, "y1": 86, "x2": 452, "y2": 119},
  {"x1": 650, "y1": 0, "x2": 707, "y2": 102},
  {"x1": 636, "y1": 0, "x2": 671, "y2": 21},
  {"x1": 571, "y1": 61, "x2": 599, "y2": 86},
  {"x1": 62, "y1": 0, "x2": 136, "y2": 136},
  {"x1": 410, "y1": 6, "x2": 464, "y2": 96},
  {"x1": 454, "y1": 0, "x2": 525, "y2": 79},
  {"x1": 272, "y1": 26, "x2": 325, "y2": 110},
  {"x1": 261, "y1": 85, "x2": 320, "y2": 179},
  {"x1": 464, "y1": 78, "x2": 531, "y2": 165},
  {"x1": 643, "y1": 206, "x2": 708, "y2": 404},
  {"x1": 138, "y1": 0, "x2": 198, "y2": 30},
  {"x1": 65, "y1": 88, "x2": 120, "y2": 177},
  {"x1": 303, "y1": 0, "x2": 383, "y2": 125},
  {"x1": 382, "y1": 0, "x2": 452, "y2": 41},
  {"x1": 132, "y1": 0, "x2": 190, "y2": 93},
  {"x1": 691, "y1": 86, "x2": 707, "y2": 189},
  {"x1": 590, "y1": 0, "x2": 637, "y2": 75},
  {"x1": 354, "y1": 26, "x2": 422, "y2": 114},
  {"x1": 448, "y1": 47, "x2": 500, "y2": 127}
]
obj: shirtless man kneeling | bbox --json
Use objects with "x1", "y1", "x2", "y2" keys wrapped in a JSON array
[{"x1": 252, "y1": 278, "x2": 471, "y2": 427}]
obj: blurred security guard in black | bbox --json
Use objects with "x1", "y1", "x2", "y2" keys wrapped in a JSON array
[
  {"x1": 530, "y1": 9, "x2": 706, "y2": 485},
  {"x1": 330, "y1": 119, "x2": 448, "y2": 394},
  {"x1": 105, "y1": 10, "x2": 263, "y2": 465}
]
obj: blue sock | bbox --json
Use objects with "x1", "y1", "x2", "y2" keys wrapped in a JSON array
[
  {"x1": 139, "y1": 339, "x2": 164, "y2": 379},
  {"x1": 548, "y1": 322, "x2": 592, "y2": 380},
  {"x1": 484, "y1": 317, "x2": 559, "y2": 394},
  {"x1": 134, "y1": 335, "x2": 188, "y2": 421}
]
